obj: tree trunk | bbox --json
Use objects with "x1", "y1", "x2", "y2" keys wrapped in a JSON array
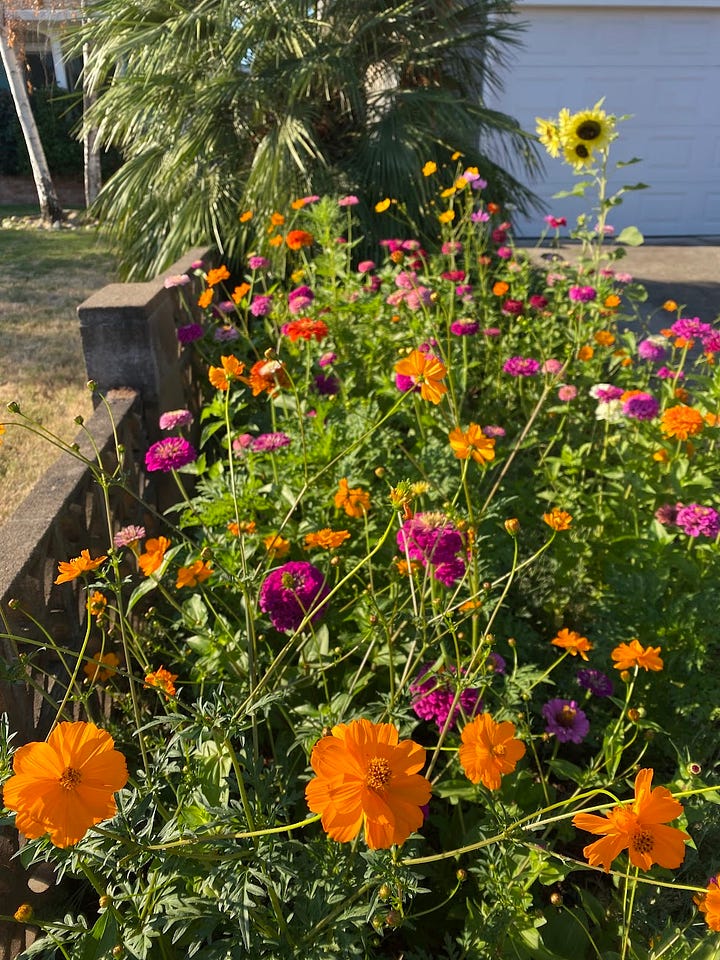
[
  {"x1": 82, "y1": 40, "x2": 102, "y2": 207},
  {"x1": 0, "y1": 14, "x2": 65, "y2": 224}
]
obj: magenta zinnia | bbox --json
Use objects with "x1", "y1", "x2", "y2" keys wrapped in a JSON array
[
  {"x1": 259, "y1": 561, "x2": 330, "y2": 632},
  {"x1": 145, "y1": 437, "x2": 197, "y2": 472}
]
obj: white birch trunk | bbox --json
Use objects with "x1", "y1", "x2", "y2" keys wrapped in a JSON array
[
  {"x1": 82, "y1": 41, "x2": 101, "y2": 206},
  {"x1": 0, "y1": 11, "x2": 64, "y2": 223}
]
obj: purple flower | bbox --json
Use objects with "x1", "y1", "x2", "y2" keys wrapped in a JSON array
[
  {"x1": 410, "y1": 664, "x2": 481, "y2": 730},
  {"x1": 164, "y1": 274, "x2": 191, "y2": 288},
  {"x1": 577, "y1": 668, "x2": 614, "y2": 698},
  {"x1": 702, "y1": 330, "x2": 720, "y2": 353},
  {"x1": 450, "y1": 319, "x2": 479, "y2": 336},
  {"x1": 483, "y1": 327, "x2": 501, "y2": 338},
  {"x1": 250, "y1": 295, "x2": 273, "y2": 317},
  {"x1": 259, "y1": 561, "x2": 329, "y2": 632},
  {"x1": 503, "y1": 356, "x2": 540, "y2": 377},
  {"x1": 471, "y1": 209, "x2": 490, "y2": 223},
  {"x1": 288, "y1": 286, "x2": 315, "y2": 314},
  {"x1": 638, "y1": 338, "x2": 667, "y2": 362},
  {"x1": 623, "y1": 392, "x2": 659, "y2": 421},
  {"x1": 232, "y1": 433, "x2": 254, "y2": 453},
  {"x1": 483, "y1": 425, "x2": 505, "y2": 438},
  {"x1": 671, "y1": 317, "x2": 713, "y2": 340},
  {"x1": 313, "y1": 373, "x2": 340, "y2": 396},
  {"x1": 589, "y1": 383, "x2": 624, "y2": 402},
  {"x1": 405, "y1": 287, "x2": 434, "y2": 311},
  {"x1": 145, "y1": 437, "x2": 197, "y2": 472},
  {"x1": 569, "y1": 285, "x2": 597, "y2": 303},
  {"x1": 318, "y1": 351, "x2": 336, "y2": 367},
  {"x1": 656, "y1": 366, "x2": 684, "y2": 381},
  {"x1": 502, "y1": 299, "x2": 524, "y2": 316},
  {"x1": 486, "y1": 652, "x2": 506, "y2": 675},
  {"x1": 177, "y1": 323, "x2": 204, "y2": 345},
  {"x1": 113, "y1": 525, "x2": 146, "y2": 549},
  {"x1": 675, "y1": 504, "x2": 720, "y2": 539},
  {"x1": 496, "y1": 246, "x2": 512, "y2": 260},
  {"x1": 251, "y1": 432, "x2": 291, "y2": 453},
  {"x1": 655, "y1": 503, "x2": 681, "y2": 526},
  {"x1": 541, "y1": 698, "x2": 589, "y2": 744},
  {"x1": 397, "y1": 513, "x2": 466, "y2": 586},
  {"x1": 159, "y1": 409, "x2": 194, "y2": 431},
  {"x1": 542, "y1": 359, "x2": 563, "y2": 375},
  {"x1": 214, "y1": 325, "x2": 239, "y2": 342},
  {"x1": 455, "y1": 284, "x2": 473, "y2": 299},
  {"x1": 248, "y1": 256, "x2": 269, "y2": 270}
]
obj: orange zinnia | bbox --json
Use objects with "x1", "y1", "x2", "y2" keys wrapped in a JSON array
[
  {"x1": 305, "y1": 719, "x2": 431, "y2": 849},
  {"x1": 660, "y1": 404, "x2": 704, "y2": 441},
  {"x1": 198, "y1": 288, "x2": 214, "y2": 309},
  {"x1": 696, "y1": 876, "x2": 720, "y2": 931},
  {"x1": 492, "y1": 281, "x2": 509, "y2": 296},
  {"x1": 286, "y1": 230, "x2": 314, "y2": 251},
  {"x1": 231, "y1": 282, "x2": 251, "y2": 304},
  {"x1": 611, "y1": 638, "x2": 663, "y2": 672},
  {"x1": 394, "y1": 350, "x2": 448, "y2": 405},
  {"x1": 208, "y1": 355, "x2": 246, "y2": 391},
  {"x1": 3, "y1": 720, "x2": 128, "y2": 848},
  {"x1": 206, "y1": 265, "x2": 230, "y2": 287},
  {"x1": 304, "y1": 529, "x2": 351, "y2": 550},
  {"x1": 175, "y1": 560, "x2": 212, "y2": 588},
  {"x1": 543, "y1": 508, "x2": 573, "y2": 531},
  {"x1": 282, "y1": 317, "x2": 329, "y2": 343},
  {"x1": 458, "y1": 713, "x2": 526, "y2": 790},
  {"x1": 247, "y1": 358, "x2": 289, "y2": 396},
  {"x1": 551, "y1": 628, "x2": 593, "y2": 660},
  {"x1": 137, "y1": 536, "x2": 171, "y2": 577},
  {"x1": 83, "y1": 651, "x2": 120, "y2": 683},
  {"x1": 572, "y1": 768, "x2": 689, "y2": 872},
  {"x1": 144, "y1": 666, "x2": 178, "y2": 697},
  {"x1": 334, "y1": 478, "x2": 371, "y2": 518},
  {"x1": 448, "y1": 424, "x2": 496, "y2": 466},
  {"x1": 55, "y1": 549, "x2": 107, "y2": 584}
]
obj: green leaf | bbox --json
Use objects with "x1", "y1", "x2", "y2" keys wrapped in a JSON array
[
  {"x1": 547, "y1": 758, "x2": 585, "y2": 784},
  {"x1": 79, "y1": 911, "x2": 118, "y2": 960},
  {"x1": 616, "y1": 225, "x2": 644, "y2": 246},
  {"x1": 552, "y1": 181, "x2": 592, "y2": 199}
]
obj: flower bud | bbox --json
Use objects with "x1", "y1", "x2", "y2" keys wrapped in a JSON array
[
  {"x1": 7, "y1": 401, "x2": 20, "y2": 413},
  {"x1": 13, "y1": 904, "x2": 33, "y2": 923},
  {"x1": 374, "y1": 466, "x2": 386, "y2": 478},
  {"x1": 620, "y1": 670, "x2": 631, "y2": 683},
  {"x1": 456, "y1": 869, "x2": 467, "y2": 883},
  {"x1": 627, "y1": 708, "x2": 640, "y2": 723},
  {"x1": 504, "y1": 518, "x2": 520, "y2": 537},
  {"x1": 386, "y1": 910, "x2": 402, "y2": 928},
  {"x1": 74, "y1": 415, "x2": 84, "y2": 426},
  {"x1": 550, "y1": 892, "x2": 563, "y2": 907},
  {"x1": 378, "y1": 884, "x2": 391, "y2": 901},
  {"x1": 86, "y1": 380, "x2": 97, "y2": 392},
  {"x1": 99, "y1": 895, "x2": 113, "y2": 909}
]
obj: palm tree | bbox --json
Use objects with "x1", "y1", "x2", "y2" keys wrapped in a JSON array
[{"x1": 75, "y1": 0, "x2": 540, "y2": 279}]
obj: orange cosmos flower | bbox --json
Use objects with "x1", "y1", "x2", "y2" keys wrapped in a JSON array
[
  {"x1": 208, "y1": 355, "x2": 246, "y2": 391},
  {"x1": 448, "y1": 424, "x2": 496, "y2": 466},
  {"x1": 269, "y1": 234, "x2": 283, "y2": 247},
  {"x1": 231, "y1": 282, "x2": 251, "y2": 304},
  {"x1": 3, "y1": 720, "x2": 128, "y2": 848},
  {"x1": 176, "y1": 560, "x2": 212, "y2": 589},
  {"x1": 247, "y1": 358, "x2": 289, "y2": 396},
  {"x1": 695, "y1": 876, "x2": 720, "y2": 931},
  {"x1": 264, "y1": 533, "x2": 290, "y2": 558},
  {"x1": 572, "y1": 768, "x2": 689, "y2": 872},
  {"x1": 286, "y1": 230, "x2": 314, "y2": 251},
  {"x1": 543, "y1": 508, "x2": 573, "y2": 531},
  {"x1": 144, "y1": 666, "x2": 178, "y2": 697},
  {"x1": 551, "y1": 628, "x2": 593, "y2": 660},
  {"x1": 459, "y1": 713, "x2": 526, "y2": 791},
  {"x1": 198, "y1": 288, "x2": 214, "y2": 309},
  {"x1": 334, "y1": 478, "x2": 371, "y2": 518},
  {"x1": 137, "y1": 536, "x2": 171, "y2": 577},
  {"x1": 660, "y1": 404, "x2": 704, "y2": 440},
  {"x1": 55, "y1": 550, "x2": 107, "y2": 585},
  {"x1": 394, "y1": 350, "x2": 448, "y2": 405},
  {"x1": 395, "y1": 557, "x2": 421, "y2": 576},
  {"x1": 228, "y1": 520, "x2": 256, "y2": 536},
  {"x1": 206, "y1": 265, "x2": 230, "y2": 287},
  {"x1": 611, "y1": 638, "x2": 663, "y2": 672},
  {"x1": 305, "y1": 718, "x2": 431, "y2": 849},
  {"x1": 304, "y1": 529, "x2": 351, "y2": 550},
  {"x1": 270, "y1": 212, "x2": 285, "y2": 227},
  {"x1": 83, "y1": 651, "x2": 120, "y2": 683},
  {"x1": 88, "y1": 590, "x2": 107, "y2": 619},
  {"x1": 239, "y1": 210, "x2": 253, "y2": 223}
]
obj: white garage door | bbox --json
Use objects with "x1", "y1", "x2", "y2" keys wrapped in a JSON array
[{"x1": 485, "y1": 0, "x2": 720, "y2": 237}]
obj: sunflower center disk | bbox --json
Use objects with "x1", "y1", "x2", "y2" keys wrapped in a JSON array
[
  {"x1": 576, "y1": 121, "x2": 602, "y2": 141},
  {"x1": 59, "y1": 766, "x2": 82, "y2": 791},
  {"x1": 631, "y1": 829, "x2": 655, "y2": 855},
  {"x1": 366, "y1": 757, "x2": 392, "y2": 791}
]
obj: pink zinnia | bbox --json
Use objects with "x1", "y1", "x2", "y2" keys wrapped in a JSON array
[
  {"x1": 410, "y1": 664, "x2": 481, "y2": 731},
  {"x1": 159, "y1": 409, "x2": 194, "y2": 431},
  {"x1": 145, "y1": 437, "x2": 197, "y2": 472},
  {"x1": 259, "y1": 561, "x2": 329, "y2": 633}
]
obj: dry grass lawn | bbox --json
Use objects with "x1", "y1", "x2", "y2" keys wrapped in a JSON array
[{"x1": 0, "y1": 214, "x2": 117, "y2": 525}]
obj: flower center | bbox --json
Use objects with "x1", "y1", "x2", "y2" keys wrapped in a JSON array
[
  {"x1": 366, "y1": 757, "x2": 392, "y2": 791},
  {"x1": 631, "y1": 829, "x2": 655, "y2": 855},
  {"x1": 492, "y1": 743, "x2": 506, "y2": 758},
  {"x1": 558, "y1": 706, "x2": 577, "y2": 727},
  {"x1": 59, "y1": 766, "x2": 82, "y2": 791},
  {"x1": 281, "y1": 572, "x2": 296, "y2": 589},
  {"x1": 576, "y1": 120, "x2": 602, "y2": 141}
]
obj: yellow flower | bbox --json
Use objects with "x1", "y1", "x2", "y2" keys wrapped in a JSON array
[
  {"x1": 375, "y1": 198, "x2": 391, "y2": 213},
  {"x1": 144, "y1": 666, "x2": 178, "y2": 697},
  {"x1": 662, "y1": 299, "x2": 678, "y2": 312},
  {"x1": 440, "y1": 186, "x2": 456, "y2": 198},
  {"x1": 563, "y1": 140, "x2": 595, "y2": 168},
  {"x1": 535, "y1": 117, "x2": 562, "y2": 158},
  {"x1": 560, "y1": 106, "x2": 615, "y2": 151},
  {"x1": 264, "y1": 533, "x2": 290, "y2": 558},
  {"x1": 450, "y1": 150, "x2": 463, "y2": 161},
  {"x1": 422, "y1": 161, "x2": 437, "y2": 176},
  {"x1": 438, "y1": 209, "x2": 455, "y2": 224}
]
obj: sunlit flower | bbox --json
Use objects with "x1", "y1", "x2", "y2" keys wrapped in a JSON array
[
  {"x1": 88, "y1": 591, "x2": 107, "y2": 619},
  {"x1": 259, "y1": 561, "x2": 329, "y2": 632},
  {"x1": 448, "y1": 424, "x2": 496, "y2": 465},
  {"x1": 113, "y1": 525, "x2": 145, "y2": 550},
  {"x1": 55, "y1": 550, "x2": 107, "y2": 585},
  {"x1": 247, "y1": 358, "x2": 289, "y2": 396},
  {"x1": 282, "y1": 317, "x2": 329, "y2": 343},
  {"x1": 577, "y1": 668, "x2": 614, "y2": 698},
  {"x1": 137, "y1": 536, "x2": 171, "y2": 577},
  {"x1": 410, "y1": 664, "x2": 481, "y2": 731},
  {"x1": 286, "y1": 230, "x2": 314, "y2": 251},
  {"x1": 560, "y1": 107, "x2": 614, "y2": 150},
  {"x1": 675, "y1": 504, "x2": 720, "y2": 539},
  {"x1": 551, "y1": 628, "x2": 592, "y2": 660},
  {"x1": 159, "y1": 409, "x2": 194, "y2": 431},
  {"x1": 305, "y1": 719, "x2": 431, "y2": 849},
  {"x1": 394, "y1": 350, "x2": 448, "y2": 404},
  {"x1": 83, "y1": 651, "x2": 119, "y2": 683},
  {"x1": 208, "y1": 354, "x2": 246, "y2": 391},
  {"x1": 536, "y1": 117, "x2": 562, "y2": 157},
  {"x1": 176, "y1": 560, "x2": 212, "y2": 589},
  {"x1": 198, "y1": 288, "x2": 214, "y2": 309},
  {"x1": 422, "y1": 161, "x2": 437, "y2": 176},
  {"x1": 695, "y1": 876, "x2": 720, "y2": 931},
  {"x1": 563, "y1": 140, "x2": 595, "y2": 168},
  {"x1": 375, "y1": 198, "x2": 391, "y2": 213},
  {"x1": 239, "y1": 210, "x2": 253, "y2": 222},
  {"x1": 503, "y1": 356, "x2": 540, "y2": 377},
  {"x1": 304, "y1": 529, "x2": 351, "y2": 550},
  {"x1": 334, "y1": 478, "x2": 371, "y2": 518},
  {"x1": 573, "y1": 768, "x2": 689, "y2": 872},
  {"x1": 3, "y1": 720, "x2": 128, "y2": 848},
  {"x1": 459, "y1": 713, "x2": 526, "y2": 790},
  {"x1": 145, "y1": 666, "x2": 178, "y2": 697},
  {"x1": 145, "y1": 437, "x2": 197, "y2": 473},
  {"x1": 206, "y1": 266, "x2": 231, "y2": 287},
  {"x1": 227, "y1": 520, "x2": 256, "y2": 536},
  {"x1": 263, "y1": 533, "x2": 290, "y2": 559},
  {"x1": 543, "y1": 508, "x2": 573, "y2": 531},
  {"x1": 611, "y1": 639, "x2": 663, "y2": 672},
  {"x1": 438, "y1": 209, "x2": 455, "y2": 224},
  {"x1": 660, "y1": 404, "x2": 704, "y2": 440},
  {"x1": 542, "y1": 698, "x2": 589, "y2": 744},
  {"x1": 398, "y1": 512, "x2": 465, "y2": 586}
]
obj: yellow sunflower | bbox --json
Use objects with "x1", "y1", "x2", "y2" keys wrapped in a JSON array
[
  {"x1": 535, "y1": 117, "x2": 561, "y2": 158},
  {"x1": 561, "y1": 107, "x2": 614, "y2": 151},
  {"x1": 562, "y1": 139, "x2": 595, "y2": 169}
]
